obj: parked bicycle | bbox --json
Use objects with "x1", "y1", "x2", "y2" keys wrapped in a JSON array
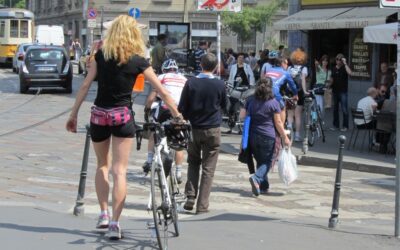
[
  {"x1": 303, "y1": 87, "x2": 326, "y2": 152},
  {"x1": 136, "y1": 120, "x2": 191, "y2": 250}
]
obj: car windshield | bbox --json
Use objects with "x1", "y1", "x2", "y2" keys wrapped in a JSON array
[
  {"x1": 27, "y1": 49, "x2": 64, "y2": 61},
  {"x1": 22, "y1": 45, "x2": 30, "y2": 52}
]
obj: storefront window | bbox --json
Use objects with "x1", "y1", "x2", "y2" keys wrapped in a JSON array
[
  {"x1": 20, "y1": 20, "x2": 29, "y2": 38},
  {"x1": 0, "y1": 21, "x2": 5, "y2": 37},
  {"x1": 10, "y1": 20, "x2": 19, "y2": 38}
]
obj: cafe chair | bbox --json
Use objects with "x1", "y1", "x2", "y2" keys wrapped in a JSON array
[
  {"x1": 348, "y1": 108, "x2": 373, "y2": 152},
  {"x1": 373, "y1": 111, "x2": 396, "y2": 155}
]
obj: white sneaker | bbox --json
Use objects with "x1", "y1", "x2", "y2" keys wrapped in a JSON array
[
  {"x1": 340, "y1": 127, "x2": 348, "y2": 132},
  {"x1": 294, "y1": 135, "x2": 302, "y2": 142},
  {"x1": 96, "y1": 213, "x2": 109, "y2": 229},
  {"x1": 108, "y1": 224, "x2": 122, "y2": 240}
]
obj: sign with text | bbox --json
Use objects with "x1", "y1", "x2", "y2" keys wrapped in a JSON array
[
  {"x1": 380, "y1": 0, "x2": 400, "y2": 8},
  {"x1": 350, "y1": 31, "x2": 372, "y2": 80},
  {"x1": 197, "y1": 0, "x2": 242, "y2": 12},
  {"x1": 87, "y1": 19, "x2": 97, "y2": 29}
]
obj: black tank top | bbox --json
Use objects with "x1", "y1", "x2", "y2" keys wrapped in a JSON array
[{"x1": 94, "y1": 50, "x2": 150, "y2": 108}]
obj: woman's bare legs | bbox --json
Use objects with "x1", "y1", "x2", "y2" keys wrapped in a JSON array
[
  {"x1": 93, "y1": 138, "x2": 111, "y2": 212},
  {"x1": 287, "y1": 109, "x2": 294, "y2": 128},
  {"x1": 110, "y1": 136, "x2": 133, "y2": 222},
  {"x1": 295, "y1": 105, "x2": 303, "y2": 138}
]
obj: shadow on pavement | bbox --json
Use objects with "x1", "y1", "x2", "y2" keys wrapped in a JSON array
[{"x1": 182, "y1": 212, "x2": 278, "y2": 222}]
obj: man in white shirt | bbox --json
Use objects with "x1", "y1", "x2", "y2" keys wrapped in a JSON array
[
  {"x1": 143, "y1": 59, "x2": 187, "y2": 183},
  {"x1": 355, "y1": 87, "x2": 378, "y2": 128}
]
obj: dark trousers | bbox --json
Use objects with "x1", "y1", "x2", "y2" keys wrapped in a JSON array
[
  {"x1": 333, "y1": 92, "x2": 349, "y2": 129},
  {"x1": 185, "y1": 127, "x2": 221, "y2": 212},
  {"x1": 249, "y1": 133, "x2": 275, "y2": 190}
]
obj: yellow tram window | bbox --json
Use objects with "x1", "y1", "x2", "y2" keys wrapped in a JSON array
[
  {"x1": 0, "y1": 21, "x2": 5, "y2": 38},
  {"x1": 10, "y1": 20, "x2": 18, "y2": 38},
  {"x1": 20, "y1": 20, "x2": 28, "y2": 38}
]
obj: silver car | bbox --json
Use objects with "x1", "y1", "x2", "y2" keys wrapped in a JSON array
[{"x1": 12, "y1": 43, "x2": 42, "y2": 73}]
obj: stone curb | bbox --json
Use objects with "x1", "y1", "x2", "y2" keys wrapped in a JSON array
[
  {"x1": 219, "y1": 144, "x2": 395, "y2": 176},
  {"x1": 296, "y1": 155, "x2": 396, "y2": 176}
]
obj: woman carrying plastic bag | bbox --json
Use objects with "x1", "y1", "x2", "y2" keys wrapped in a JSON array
[{"x1": 239, "y1": 78, "x2": 291, "y2": 196}]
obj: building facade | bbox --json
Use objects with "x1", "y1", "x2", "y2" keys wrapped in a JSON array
[
  {"x1": 27, "y1": 0, "x2": 288, "y2": 52},
  {"x1": 274, "y1": 0, "x2": 397, "y2": 108}
]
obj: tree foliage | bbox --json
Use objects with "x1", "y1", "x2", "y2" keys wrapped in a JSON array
[
  {"x1": 222, "y1": 0, "x2": 286, "y2": 51},
  {"x1": 0, "y1": 0, "x2": 25, "y2": 8}
]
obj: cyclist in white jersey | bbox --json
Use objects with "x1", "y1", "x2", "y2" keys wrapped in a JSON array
[{"x1": 143, "y1": 59, "x2": 187, "y2": 183}]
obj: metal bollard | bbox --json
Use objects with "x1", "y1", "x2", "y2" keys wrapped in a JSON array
[
  {"x1": 73, "y1": 124, "x2": 91, "y2": 216},
  {"x1": 328, "y1": 135, "x2": 346, "y2": 228}
]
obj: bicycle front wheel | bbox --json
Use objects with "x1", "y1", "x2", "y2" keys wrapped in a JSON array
[
  {"x1": 169, "y1": 172, "x2": 180, "y2": 237},
  {"x1": 151, "y1": 164, "x2": 168, "y2": 250},
  {"x1": 308, "y1": 123, "x2": 316, "y2": 147}
]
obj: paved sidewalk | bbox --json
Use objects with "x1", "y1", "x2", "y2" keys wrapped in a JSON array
[
  {"x1": 217, "y1": 109, "x2": 396, "y2": 176},
  {"x1": 1, "y1": 206, "x2": 399, "y2": 250}
]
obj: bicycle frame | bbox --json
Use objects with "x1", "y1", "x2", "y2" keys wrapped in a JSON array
[{"x1": 147, "y1": 134, "x2": 173, "y2": 212}]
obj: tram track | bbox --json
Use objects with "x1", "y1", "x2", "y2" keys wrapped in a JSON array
[
  {"x1": 0, "y1": 88, "x2": 72, "y2": 138},
  {"x1": 0, "y1": 88, "x2": 42, "y2": 115}
]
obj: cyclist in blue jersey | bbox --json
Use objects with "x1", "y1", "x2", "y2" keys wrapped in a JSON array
[{"x1": 265, "y1": 55, "x2": 298, "y2": 123}]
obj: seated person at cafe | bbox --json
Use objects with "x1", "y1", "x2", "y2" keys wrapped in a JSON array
[
  {"x1": 375, "y1": 84, "x2": 389, "y2": 110},
  {"x1": 376, "y1": 86, "x2": 397, "y2": 153},
  {"x1": 355, "y1": 87, "x2": 378, "y2": 129},
  {"x1": 375, "y1": 62, "x2": 393, "y2": 88}
]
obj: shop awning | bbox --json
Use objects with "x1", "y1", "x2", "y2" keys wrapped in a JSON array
[
  {"x1": 274, "y1": 7, "x2": 396, "y2": 31},
  {"x1": 363, "y1": 22, "x2": 397, "y2": 44}
]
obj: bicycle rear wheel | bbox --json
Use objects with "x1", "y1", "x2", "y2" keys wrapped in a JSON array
[{"x1": 151, "y1": 164, "x2": 168, "y2": 250}]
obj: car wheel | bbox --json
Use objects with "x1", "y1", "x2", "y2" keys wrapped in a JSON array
[
  {"x1": 20, "y1": 79, "x2": 29, "y2": 94},
  {"x1": 65, "y1": 79, "x2": 72, "y2": 93}
]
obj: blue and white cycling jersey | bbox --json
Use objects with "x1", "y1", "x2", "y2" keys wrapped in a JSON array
[{"x1": 265, "y1": 66, "x2": 298, "y2": 106}]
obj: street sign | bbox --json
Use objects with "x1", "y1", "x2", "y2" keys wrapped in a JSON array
[
  {"x1": 87, "y1": 19, "x2": 97, "y2": 29},
  {"x1": 197, "y1": 0, "x2": 242, "y2": 12},
  {"x1": 380, "y1": 0, "x2": 400, "y2": 8},
  {"x1": 87, "y1": 8, "x2": 97, "y2": 19},
  {"x1": 128, "y1": 8, "x2": 141, "y2": 19}
]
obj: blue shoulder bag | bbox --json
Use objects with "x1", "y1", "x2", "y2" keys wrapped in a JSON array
[{"x1": 241, "y1": 101, "x2": 252, "y2": 150}]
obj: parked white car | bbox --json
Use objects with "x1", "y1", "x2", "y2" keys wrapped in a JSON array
[{"x1": 12, "y1": 43, "x2": 41, "y2": 73}]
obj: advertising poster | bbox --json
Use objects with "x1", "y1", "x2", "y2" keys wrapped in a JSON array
[
  {"x1": 158, "y1": 22, "x2": 190, "y2": 67},
  {"x1": 197, "y1": 0, "x2": 242, "y2": 12}
]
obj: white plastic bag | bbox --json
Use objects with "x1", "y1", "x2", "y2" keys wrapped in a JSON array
[{"x1": 278, "y1": 148, "x2": 298, "y2": 186}]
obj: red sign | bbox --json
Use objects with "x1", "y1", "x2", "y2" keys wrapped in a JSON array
[
  {"x1": 87, "y1": 8, "x2": 97, "y2": 19},
  {"x1": 201, "y1": 0, "x2": 229, "y2": 10},
  {"x1": 197, "y1": 0, "x2": 242, "y2": 12}
]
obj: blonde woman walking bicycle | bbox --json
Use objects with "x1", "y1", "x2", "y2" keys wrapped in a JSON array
[{"x1": 66, "y1": 15, "x2": 182, "y2": 240}]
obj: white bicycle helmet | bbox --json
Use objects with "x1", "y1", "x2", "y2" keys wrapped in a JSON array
[{"x1": 161, "y1": 59, "x2": 179, "y2": 73}]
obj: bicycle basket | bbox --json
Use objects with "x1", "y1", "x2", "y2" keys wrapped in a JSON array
[{"x1": 163, "y1": 123, "x2": 191, "y2": 150}]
